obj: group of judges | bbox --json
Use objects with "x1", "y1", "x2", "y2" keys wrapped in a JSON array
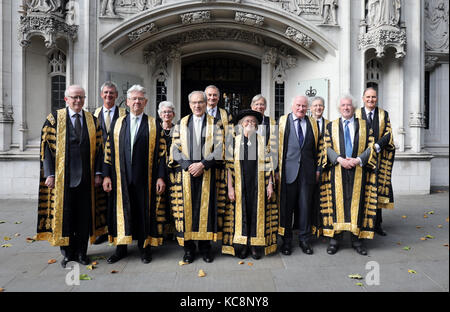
[{"x1": 36, "y1": 82, "x2": 395, "y2": 268}]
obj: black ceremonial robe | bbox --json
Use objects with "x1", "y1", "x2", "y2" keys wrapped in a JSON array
[
  {"x1": 319, "y1": 118, "x2": 378, "y2": 239},
  {"x1": 37, "y1": 108, "x2": 105, "y2": 246},
  {"x1": 103, "y1": 114, "x2": 166, "y2": 248},
  {"x1": 169, "y1": 114, "x2": 224, "y2": 246},
  {"x1": 222, "y1": 133, "x2": 278, "y2": 256}
]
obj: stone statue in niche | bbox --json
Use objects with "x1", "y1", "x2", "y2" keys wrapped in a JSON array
[
  {"x1": 425, "y1": 0, "x2": 449, "y2": 51},
  {"x1": 367, "y1": 0, "x2": 401, "y2": 27},
  {"x1": 100, "y1": 0, "x2": 118, "y2": 17},
  {"x1": 28, "y1": 0, "x2": 65, "y2": 14},
  {"x1": 320, "y1": 0, "x2": 338, "y2": 25}
]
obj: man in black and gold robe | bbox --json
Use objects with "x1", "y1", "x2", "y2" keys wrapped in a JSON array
[
  {"x1": 356, "y1": 87, "x2": 395, "y2": 236},
  {"x1": 169, "y1": 90, "x2": 224, "y2": 264},
  {"x1": 223, "y1": 110, "x2": 278, "y2": 260},
  {"x1": 93, "y1": 81, "x2": 127, "y2": 245},
  {"x1": 319, "y1": 95, "x2": 377, "y2": 256},
  {"x1": 37, "y1": 85, "x2": 105, "y2": 268},
  {"x1": 102, "y1": 85, "x2": 166, "y2": 264}
]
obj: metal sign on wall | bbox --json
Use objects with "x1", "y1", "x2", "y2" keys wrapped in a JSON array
[{"x1": 297, "y1": 78, "x2": 329, "y2": 119}]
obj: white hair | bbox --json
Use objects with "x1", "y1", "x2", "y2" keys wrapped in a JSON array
[
  {"x1": 204, "y1": 85, "x2": 220, "y2": 97},
  {"x1": 64, "y1": 85, "x2": 85, "y2": 97},
  {"x1": 310, "y1": 96, "x2": 325, "y2": 107},
  {"x1": 127, "y1": 84, "x2": 146, "y2": 99},
  {"x1": 100, "y1": 81, "x2": 118, "y2": 93},
  {"x1": 337, "y1": 93, "x2": 358, "y2": 111},
  {"x1": 158, "y1": 101, "x2": 175, "y2": 115},
  {"x1": 188, "y1": 91, "x2": 207, "y2": 103},
  {"x1": 250, "y1": 94, "x2": 267, "y2": 107}
]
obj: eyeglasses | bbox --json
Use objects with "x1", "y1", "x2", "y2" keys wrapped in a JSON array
[
  {"x1": 67, "y1": 95, "x2": 86, "y2": 100},
  {"x1": 129, "y1": 97, "x2": 146, "y2": 102},
  {"x1": 161, "y1": 111, "x2": 174, "y2": 115}
]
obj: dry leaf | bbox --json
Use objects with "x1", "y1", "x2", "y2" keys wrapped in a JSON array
[
  {"x1": 420, "y1": 237, "x2": 427, "y2": 241},
  {"x1": 408, "y1": 269, "x2": 417, "y2": 274},
  {"x1": 79, "y1": 274, "x2": 92, "y2": 280},
  {"x1": 443, "y1": 244, "x2": 449, "y2": 248},
  {"x1": 14, "y1": 233, "x2": 20, "y2": 237},
  {"x1": 355, "y1": 283, "x2": 364, "y2": 287},
  {"x1": 238, "y1": 261, "x2": 245, "y2": 265},
  {"x1": 416, "y1": 226, "x2": 422, "y2": 229},
  {"x1": 423, "y1": 215, "x2": 428, "y2": 219},
  {"x1": 438, "y1": 225, "x2": 443, "y2": 228},
  {"x1": 402, "y1": 216, "x2": 407, "y2": 219},
  {"x1": 425, "y1": 235, "x2": 434, "y2": 239},
  {"x1": 348, "y1": 274, "x2": 363, "y2": 280},
  {"x1": 47, "y1": 259, "x2": 57, "y2": 264},
  {"x1": 86, "y1": 264, "x2": 96, "y2": 270},
  {"x1": 3, "y1": 236, "x2": 11, "y2": 241},
  {"x1": 1, "y1": 244, "x2": 12, "y2": 248},
  {"x1": 178, "y1": 260, "x2": 189, "y2": 266},
  {"x1": 111, "y1": 270, "x2": 119, "y2": 274},
  {"x1": 92, "y1": 261, "x2": 99, "y2": 265},
  {"x1": 26, "y1": 237, "x2": 35, "y2": 243},
  {"x1": 248, "y1": 262, "x2": 254, "y2": 266},
  {"x1": 198, "y1": 269, "x2": 206, "y2": 277},
  {"x1": 0, "y1": 288, "x2": 4, "y2": 292},
  {"x1": 427, "y1": 211, "x2": 435, "y2": 215},
  {"x1": 446, "y1": 217, "x2": 449, "y2": 222},
  {"x1": 402, "y1": 246, "x2": 411, "y2": 251},
  {"x1": 0, "y1": 221, "x2": 6, "y2": 224},
  {"x1": 14, "y1": 221, "x2": 22, "y2": 224},
  {"x1": 396, "y1": 242, "x2": 402, "y2": 245}
]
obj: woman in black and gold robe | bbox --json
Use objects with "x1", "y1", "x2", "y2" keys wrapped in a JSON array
[{"x1": 223, "y1": 110, "x2": 278, "y2": 260}]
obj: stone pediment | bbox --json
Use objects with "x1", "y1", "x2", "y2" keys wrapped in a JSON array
[{"x1": 99, "y1": 1, "x2": 337, "y2": 61}]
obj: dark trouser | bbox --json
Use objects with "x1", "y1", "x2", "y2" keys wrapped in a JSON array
[
  {"x1": 284, "y1": 171, "x2": 313, "y2": 244},
  {"x1": 184, "y1": 240, "x2": 211, "y2": 254},
  {"x1": 375, "y1": 208, "x2": 383, "y2": 228},
  {"x1": 60, "y1": 182, "x2": 91, "y2": 259},
  {"x1": 329, "y1": 232, "x2": 363, "y2": 247}
]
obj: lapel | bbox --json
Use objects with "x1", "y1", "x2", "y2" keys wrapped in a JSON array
[
  {"x1": 134, "y1": 114, "x2": 147, "y2": 146},
  {"x1": 352, "y1": 118, "x2": 360, "y2": 157}
]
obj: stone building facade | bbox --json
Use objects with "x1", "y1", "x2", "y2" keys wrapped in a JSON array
[{"x1": 0, "y1": 0, "x2": 448, "y2": 198}]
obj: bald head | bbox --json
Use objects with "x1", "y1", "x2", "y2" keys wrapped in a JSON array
[{"x1": 291, "y1": 96, "x2": 309, "y2": 119}]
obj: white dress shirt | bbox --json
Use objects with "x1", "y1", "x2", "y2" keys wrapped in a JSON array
[
  {"x1": 292, "y1": 114, "x2": 308, "y2": 140},
  {"x1": 68, "y1": 107, "x2": 84, "y2": 128},
  {"x1": 207, "y1": 107, "x2": 217, "y2": 118},
  {"x1": 193, "y1": 114, "x2": 205, "y2": 145},
  {"x1": 364, "y1": 107, "x2": 381, "y2": 153},
  {"x1": 103, "y1": 105, "x2": 116, "y2": 123}
]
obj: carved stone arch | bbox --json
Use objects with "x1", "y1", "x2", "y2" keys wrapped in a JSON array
[{"x1": 99, "y1": 1, "x2": 337, "y2": 61}]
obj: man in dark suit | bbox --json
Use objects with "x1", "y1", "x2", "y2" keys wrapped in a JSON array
[
  {"x1": 102, "y1": 85, "x2": 166, "y2": 264},
  {"x1": 37, "y1": 85, "x2": 104, "y2": 268},
  {"x1": 356, "y1": 88, "x2": 395, "y2": 235},
  {"x1": 93, "y1": 81, "x2": 127, "y2": 245},
  {"x1": 278, "y1": 96, "x2": 320, "y2": 256},
  {"x1": 170, "y1": 91, "x2": 224, "y2": 264}
]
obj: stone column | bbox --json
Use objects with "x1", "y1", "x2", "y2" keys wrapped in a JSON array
[
  {"x1": 167, "y1": 47, "x2": 181, "y2": 118},
  {"x1": 261, "y1": 48, "x2": 277, "y2": 118}
]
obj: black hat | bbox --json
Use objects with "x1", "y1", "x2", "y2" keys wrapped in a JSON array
[{"x1": 233, "y1": 109, "x2": 263, "y2": 125}]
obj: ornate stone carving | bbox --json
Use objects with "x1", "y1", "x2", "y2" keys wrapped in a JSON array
[
  {"x1": 359, "y1": 0, "x2": 406, "y2": 58},
  {"x1": 26, "y1": 0, "x2": 65, "y2": 16},
  {"x1": 425, "y1": 55, "x2": 439, "y2": 71},
  {"x1": 358, "y1": 27, "x2": 406, "y2": 58},
  {"x1": 262, "y1": 47, "x2": 278, "y2": 65},
  {"x1": 107, "y1": 0, "x2": 163, "y2": 18},
  {"x1": 100, "y1": 0, "x2": 119, "y2": 18},
  {"x1": 128, "y1": 22, "x2": 158, "y2": 42},
  {"x1": 181, "y1": 11, "x2": 211, "y2": 24},
  {"x1": 19, "y1": 13, "x2": 78, "y2": 48},
  {"x1": 235, "y1": 12, "x2": 265, "y2": 27},
  {"x1": 320, "y1": 0, "x2": 338, "y2": 25},
  {"x1": 424, "y1": 0, "x2": 449, "y2": 52},
  {"x1": 285, "y1": 27, "x2": 314, "y2": 48}
]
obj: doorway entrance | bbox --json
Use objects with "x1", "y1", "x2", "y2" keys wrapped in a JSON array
[{"x1": 181, "y1": 53, "x2": 261, "y2": 118}]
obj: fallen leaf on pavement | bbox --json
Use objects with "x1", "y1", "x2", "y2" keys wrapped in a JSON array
[
  {"x1": 402, "y1": 216, "x2": 407, "y2": 219},
  {"x1": 423, "y1": 215, "x2": 428, "y2": 218},
  {"x1": 238, "y1": 261, "x2": 245, "y2": 265},
  {"x1": 92, "y1": 261, "x2": 99, "y2": 265},
  {"x1": 0, "y1": 221, "x2": 6, "y2": 224},
  {"x1": 402, "y1": 246, "x2": 411, "y2": 251},
  {"x1": 14, "y1": 221, "x2": 22, "y2": 224},
  {"x1": 0, "y1": 288, "x2": 4, "y2": 292},
  {"x1": 443, "y1": 244, "x2": 449, "y2": 248},
  {"x1": 427, "y1": 211, "x2": 435, "y2": 215},
  {"x1": 408, "y1": 269, "x2": 417, "y2": 274},
  {"x1": 355, "y1": 283, "x2": 364, "y2": 287},
  {"x1": 111, "y1": 270, "x2": 119, "y2": 274},
  {"x1": 348, "y1": 274, "x2": 363, "y2": 280},
  {"x1": 425, "y1": 235, "x2": 435, "y2": 239},
  {"x1": 178, "y1": 260, "x2": 189, "y2": 266},
  {"x1": 79, "y1": 274, "x2": 92, "y2": 280},
  {"x1": 396, "y1": 242, "x2": 402, "y2": 245},
  {"x1": 416, "y1": 226, "x2": 422, "y2": 229},
  {"x1": 86, "y1": 264, "x2": 96, "y2": 270},
  {"x1": 47, "y1": 259, "x2": 57, "y2": 264},
  {"x1": 3, "y1": 236, "x2": 11, "y2": 241},
  {"x1": 420, "y1": 237, "x2": 427, "y2": 241},
  {"x1": 1, "y1": 244, "x2": 12, "y2": 248},
  {"x1": 248, "y1": 262, "x2": 254, "y2": 266},
  {"x1": 446, "y1": 217, "x2": 449, "y2": 222},
  {"x1": 14, "y1": 233, "x2": 20, "y2": 237},
  {"x1": 198, "y1": 269, "x2": 206, "y2": 277},
  {"x1": 438, "y1": 225, "x2": 443, "y2": 228},
  {"x1": 26, "y1": 237, "x2": 35, "y2": 243}
]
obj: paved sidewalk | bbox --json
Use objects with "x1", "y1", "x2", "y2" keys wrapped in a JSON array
[{"x1": 0, "y1": 192, "x2": 448, "y2": 292}]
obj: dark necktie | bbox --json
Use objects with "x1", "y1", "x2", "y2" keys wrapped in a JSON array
[
  {"x1": 297, "y1": 118, "x2": 304, "y2": 148},
  {"x1": 367, "y1": 111, "x2": 373, "y2": 129},
  {"x1": 75, "y1": 113, "x2": 81, "y2": 141}
]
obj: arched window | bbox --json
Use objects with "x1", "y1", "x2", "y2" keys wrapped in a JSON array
[
  {"x1": 366, "y1": 58, "x2": 382, "y2": 92},
  {"x1": 48, "y1": 49, "x2": 67, "y2": 112}
]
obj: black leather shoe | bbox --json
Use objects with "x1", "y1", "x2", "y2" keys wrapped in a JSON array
[
  {"x1": 353, "y1": 245, "x2": 368, "y2": 256},
  {"x1": 183, "y1": 251, "x2": 195, "y2": 263},
  {"x1": 237, "y1": 246, "x2": 248, "y2": 259},
  {"x1": 280, "y1": 244, "x2": 292, "y2": 256},
  {"x1": 326, "y1": 244, "x2": 338, "y2": 255},
  {"x1": 202, "y1": 250, "x2": 214, "y2": 263},
  {"x1": 107, "y1": 253, "x2": 126, "y2": 264},
  {"x1": 61, "y1": 257, "x2": 71, "y2": 268},
  {"x1": 250, "y1": 247, "x2": 261, "y2": 260},
  {"x1": 374, "y1": 226, "x2": 387, "y2": 236},
  {"x1": 141, "y1": 254, "x2": 152, "y2": 264},
  {"x1": 299, "y1": 241, "x2": 313, "y2": 255},
  {"x1": 78, "y1": 255, "x2": 91, "y2": 265},
  {"x1": 93, "y1": 234, "x2": 108, "y2": 245}
]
